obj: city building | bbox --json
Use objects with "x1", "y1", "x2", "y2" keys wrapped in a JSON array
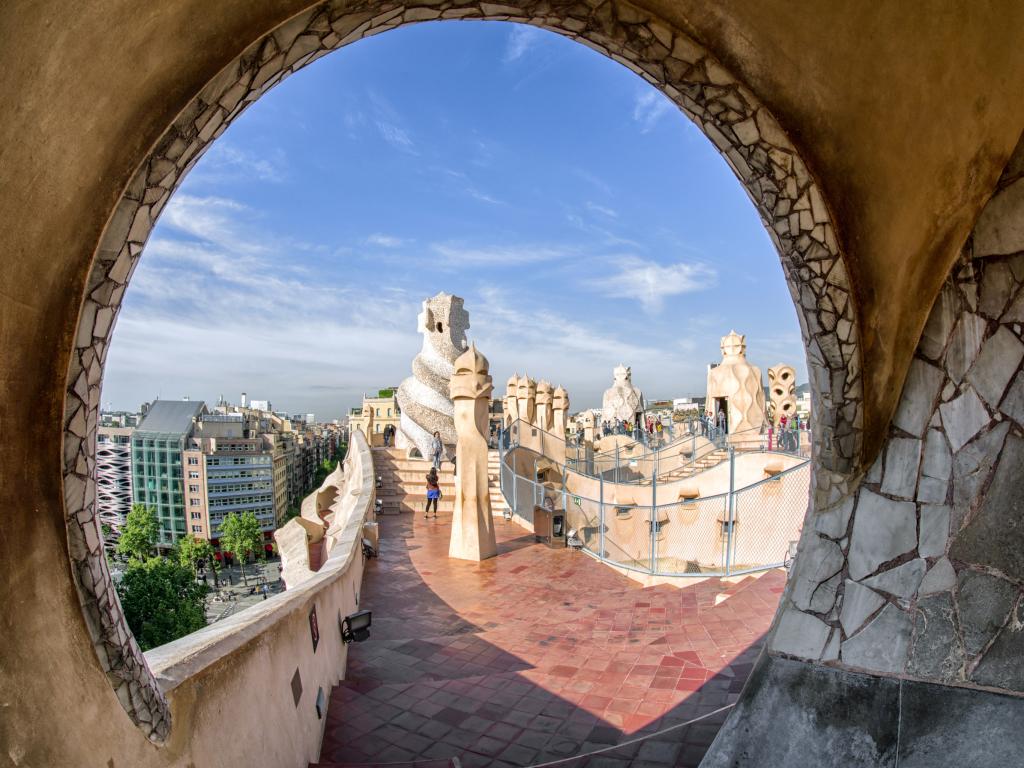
[
  {"x1": 99, "y1": 410, "x2": 141, "y2": 428},
  {"x1": 130, "y1": 399, "x2": 207, "y2": 549},
  {"x1": 186, "y1": 413, "x2": 277, "y2": 547},
  {"x1": 96, "y1": 425, "x2": 134, "y2": 545},
  {"x1": 672, "y1": 397, "x2": 704, "y2": 421},
  {"x1": 348, "y1": 388, "x2": 400, "y2": 446}
]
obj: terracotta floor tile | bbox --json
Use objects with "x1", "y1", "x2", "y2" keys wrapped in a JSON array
[{"x1": 317, "y1": 503, "x2": 784, "y2": 767}]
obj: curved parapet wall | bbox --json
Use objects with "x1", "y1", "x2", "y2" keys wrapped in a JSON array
[
  {"x1": 396, "y1": 293, "x2": 469, "y2": 457},
  {"x1": 276, "y1": 442, "x2": 376, "y2": 589}
]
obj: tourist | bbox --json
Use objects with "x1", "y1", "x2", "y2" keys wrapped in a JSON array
[
  {"x1": 424, "y1": 467, "x2": 440, "y2": 519},
  {"x1": 430, "y1": 430, "x2": 443, "y2": 470},
  {"x1": 717, "y1": 408, "x2": 727, "y2": 434}
]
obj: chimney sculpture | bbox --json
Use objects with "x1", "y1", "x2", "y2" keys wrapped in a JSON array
[
  {"x1": 396, "y1": 293, "x2": 469, "y2": 458},
  {"x1": 448, "y1": 344, "x2": 498, "y2": 561}
]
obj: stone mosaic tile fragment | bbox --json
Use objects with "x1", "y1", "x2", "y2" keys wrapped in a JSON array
[
  {"x1": 951, "y1": 421, "x2": 1008, "y2": 530},
  {"x1": 848, "y1": 489, "x2": 917, "y2": 581},
  {"x1": 892, "y1": 358, "x2": 944, "y2": 438},
  {"x1": 770, "y1": 608, "x2": 833, "y2": 659},
  {"x1": 840, "y1": 580, "x2": 885, "y2": 637},
  {"x1": 919, "y1": 558, "x2": 956, "y2": 595},
  {"x1": 971, "y1": 611, "x2": 1024, "y2": 690},
  {"x1": 996, "y1": 369, "x2": 1024, "y2": 425},
  {"x1": 945, "y1": 313, "x2": 986, "y2": 385},
  {"x1": 790, "y1": 534, "x2": 844, "y2": 612},
  {"x1": 974, "y1": 178, "x2": 1024, "y2": 258},
  {"x1": 907, "y1": 593, "x2": 963, "y2": 681},
  {"x1": 939, "y1": 386, "x2": 990, "y2": 452},
  {"x1": 918, "y1": 504, "x2": 950, "y2": 558},
  {"x1": 950, "y1": 433, "x2": 1024, "y2": 578},
  {"x1": 964, "y1": 325, "x2": 1024, "y2": 407},
  {"x1": 862, "y1": 558, "x2": 926, "y2": 601},
  {"x1": 841, "y1": 604, "x2": 912, "y2": 674},
  {"x1": 956, "y1": 570, "x2": 1018, "y2": 659},
  {"x1": 880, "y1": 437, "x2": 922, "y2": 499}
]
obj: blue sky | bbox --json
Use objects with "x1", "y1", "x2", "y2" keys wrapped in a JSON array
[{"x1": 103, "y1": 21, "x2": 805, "y2": 421}]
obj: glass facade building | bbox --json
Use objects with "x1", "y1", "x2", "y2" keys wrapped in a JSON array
[{"x1": 130, "y1": 400, "x2": 206, "y2": 548}]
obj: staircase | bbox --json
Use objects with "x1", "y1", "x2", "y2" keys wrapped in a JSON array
[
  {"x1": 371, "y1": 447, "x2": 509, "y2": 518},
  {"x1": 487, "y1": 449, "x2": 509, "y2": 518},
  {"x1": 371, "y1": 447, "x2": 454, "y2": 515},
  {"x1": 658, "y1": 448, "x2": 730, "y2": 482}
]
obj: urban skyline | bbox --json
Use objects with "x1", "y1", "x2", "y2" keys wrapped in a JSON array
[{"x1": 102, "y1": 21, "x2": 806, "y2": 422}]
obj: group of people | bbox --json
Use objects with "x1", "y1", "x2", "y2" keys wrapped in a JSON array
[
  {"x1": 381, "y1": 423, "x2": 397, "y2": 447},
  {"x1": 774, "y1": 413, "x2": 803, "y2": 451},
  {"x1": 697, "y1": 409, "x2": 729, "y2": 438},
  {"x1": 601, "y1": 416, "x2": 667, "y2": 438}
]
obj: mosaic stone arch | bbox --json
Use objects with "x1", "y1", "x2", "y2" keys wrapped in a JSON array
[{"x1": 61, "y1": 0, "x2": 863, "y2": 742}]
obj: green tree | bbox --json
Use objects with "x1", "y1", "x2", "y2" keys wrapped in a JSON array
[
  {"x1": 219, "y1": 511, "x2": 264, "y2": 586},
  {"x1": 116, "y1": 556, "x2": 208, "y2": 651},
  {"x1": 176, "y1": 535, "x2": 213, "y2": 577},
  {"x1": 314, "y1": 457, "x2": 339, "y2": 487},
  {"x1": 117, "y1": 504, "x2": 159, "y2": 562}
]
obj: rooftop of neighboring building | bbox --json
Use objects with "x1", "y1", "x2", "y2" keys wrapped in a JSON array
[{"x1": 134, "y1": 399, "x2": 207, "y2": 435}]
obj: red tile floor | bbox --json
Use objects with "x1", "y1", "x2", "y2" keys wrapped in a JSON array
[{"x1": 315, "y1": 510, "x2": 786, "y2": 768}]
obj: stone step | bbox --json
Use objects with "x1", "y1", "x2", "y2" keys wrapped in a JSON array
[
  {"x1": 378, "y1": 491, "x2": 456, "y2": 504},
  {"x1": 375, "y1": 473, "x2": 454, "y2": 483}
]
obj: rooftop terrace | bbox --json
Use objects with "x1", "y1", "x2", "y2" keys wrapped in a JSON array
[{"x1": 317, "y1": 509, "x2": 784, "y2": 767}]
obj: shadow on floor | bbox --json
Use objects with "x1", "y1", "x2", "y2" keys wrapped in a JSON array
[{"x1": 315, "y1": 511, "x2": 782, "y2": 768}]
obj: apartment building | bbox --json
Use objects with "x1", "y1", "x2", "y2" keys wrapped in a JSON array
[
  {"x1": 96, "y1": 425, "x2": 134, "y2": 544},
  {"x1": 348, "y1": 388, "x2": 400, "y2": 446},
  {"x1": 131, "y1": 399, "x2": 207, "y2": 549}
]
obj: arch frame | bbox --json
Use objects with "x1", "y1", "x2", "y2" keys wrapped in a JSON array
[{"x1": 60, "y1": 0, "x2": 862, "y2": 741}]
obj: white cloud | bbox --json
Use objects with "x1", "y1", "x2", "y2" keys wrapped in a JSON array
[
  {"x1": 505, "y1": 25, "x2": 542, "y2": 62},
  {"x1": 468, "y1": 284, "x2": 703, "y2": 406},
  {"x1": 587, "y1": 256, "x2": 717, "y2": 312},
  {"x1": 190, "y1": 143, "x2": 287, "y2": 184},
  {"x1": 368, "y1": 91, "x2": 418, "y2": 154},
  {"x1": 366, "y1": 233, "x2": 408, "y2": 248},
  {"x1": 465, "y1": 187, "x2": 504, "y2": 205},
  {"x1": 429, "y1": 242, "x2": 575, "y2": 266},
  {"x1": 573, "y1": 168, "x2": 613, "y2": 197},
  {"x1": 376, "y1": 121, "x2": 416, "y2": 153},
  {"x1": 585, "y1": 201, "x2": 618, "y2": 218},
  {"x1": 633, "y1": 90, "x2": 673, "y2": 134},
  {"x1": 104, "y1": 191, "x2": 428, "y2": 417}
]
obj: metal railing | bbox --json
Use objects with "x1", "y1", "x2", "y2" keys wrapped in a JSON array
[
  {"x1": 498, "y1": 431, "x2": 811, "y2": 578},
  {"x1": 504, "y1": 418, "x2": 810, "y2": 487}
]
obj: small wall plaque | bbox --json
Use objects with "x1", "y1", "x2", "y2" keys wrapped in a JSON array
[
  {"x1": 309, "y1": 605, "x2": 320, "y2": 652},
  {"x1": 291, "y1": 668, "x2": 302, "y2": 707}
]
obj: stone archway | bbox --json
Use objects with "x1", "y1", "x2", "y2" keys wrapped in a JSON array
[{"x1": 60, "y1": 0, "x2": 861, "y2": 743}]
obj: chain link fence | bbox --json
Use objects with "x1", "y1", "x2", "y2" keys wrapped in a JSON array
[{"x1": 500, "y1": 436, "x2": 810, "y2": 578}]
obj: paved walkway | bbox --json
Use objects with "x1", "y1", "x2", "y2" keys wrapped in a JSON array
[{"x1": 317, "y1": 510, "x2": 785, "y2": 768}]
